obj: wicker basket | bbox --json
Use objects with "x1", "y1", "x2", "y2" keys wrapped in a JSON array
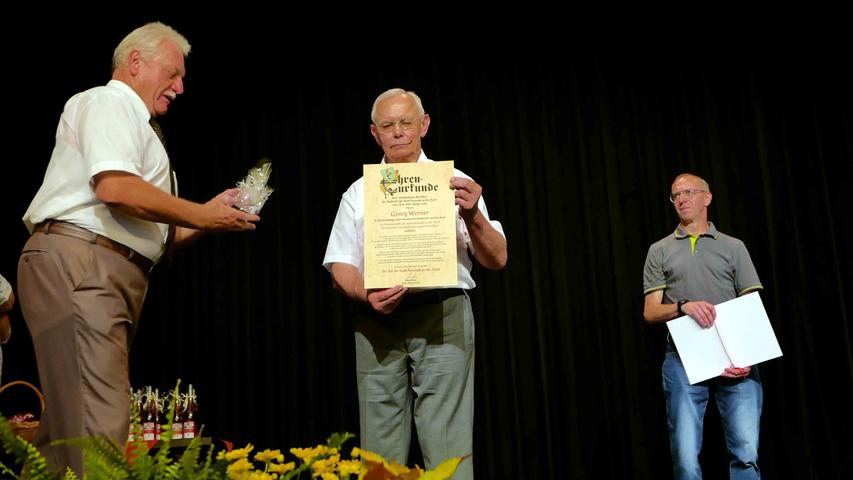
[{"x1": 0, "y1": 380, "x2": 44, "y2": 443}]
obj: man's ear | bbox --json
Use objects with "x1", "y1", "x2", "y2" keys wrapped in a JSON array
[
  {"x1": 370, "y1": 124, "x2": 382, "y2": 146},
  {"x1": 704, "y1": 192, "x2": 713, "y2": 207},
  {"x1": 420, "y1": 114, "x2": 430, "y2": 138},
  {"x1": 127, "y1": 50, "x2": 142, "y2": 75}
]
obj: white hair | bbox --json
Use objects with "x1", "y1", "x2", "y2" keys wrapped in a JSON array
[
  {"x1": 371, "y1": 88, "x2": 425, "y2": 123},
  {"x1": 112, "y1": 22, "x2": 191, "y2": 71}
]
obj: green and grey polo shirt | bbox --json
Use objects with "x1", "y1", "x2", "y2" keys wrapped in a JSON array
[{"x1": 643, "y1": 222, "x2": 762, "y2": 306}]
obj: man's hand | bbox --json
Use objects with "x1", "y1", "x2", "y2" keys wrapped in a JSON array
[
  {"x1": 682, "y1": 300, "x2": 716, "y2": 328},
  {"x1": 722, "y1": 365, "x2": 752, "y2": 379},
  {"x1": 202, "y1": 189, "x2": 259, "y2": 232},
  {"x1": 0, "y1": 290, "x2": 13, "y2": 344},
  {"x1": 212, "y1": 188, "x2": 241, "y2": 206},
  {"x1": 450, "y1": 177, "x2": 482, "y2": 220},
  {"x1": 366, "y1": 285, "x2": 407, "y2": 315}
]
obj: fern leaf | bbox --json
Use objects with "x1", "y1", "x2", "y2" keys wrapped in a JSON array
[{"x1": 60, "y1": 436, "x2": 128, "y2": 479}]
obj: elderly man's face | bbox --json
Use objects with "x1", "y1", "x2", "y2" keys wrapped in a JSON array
[
  {"x1": 137, "y1": 40, "x2": 186, "y2": 117},
  {"x1": 370, "y1": 94, "x2": 429, "y2": 163}
]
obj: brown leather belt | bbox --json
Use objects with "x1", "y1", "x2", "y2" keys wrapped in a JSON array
[{"x1": 33, "y1": 220, "x2": 154, "y2": 274}]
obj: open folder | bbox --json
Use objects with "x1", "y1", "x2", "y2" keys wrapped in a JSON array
[{"x1": 666, "y1": 292, "x2": 783, "y2": 384}]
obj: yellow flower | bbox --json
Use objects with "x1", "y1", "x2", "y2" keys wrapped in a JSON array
[
  {"x1": 226, "y1": 457, "x2": 254, "y2": 478},
  {"x1": 290, "y1": 446, "x2": 317, "y2": 462},
  {"x1": 353, "y1": 447, "x2": 417, "y2": 474},
  {"x1": 219, "y1": 444, "x2": 255, "y2": 461},
  {"x1": 318, "y1": 473, "x2": 338, "y2": 480},
  {"x1": 268, "y1": 461, "x2": 296, "y2": 474},
  {"x1": 290, "y1": 445, "x2": 338, "y2": 463},
  {"x1": 255, "y1": 449, "x2": 285, "y2": 463},
  {"x1": 336, "y1": 459, "x2": 363, "y2": 476},
  {"x1": 234, "y1": 472, "x2": 275, "y2": 480},
  {"x1": 353, "y1": 447, "x2": 384, "y2": 465},
  {"x1": 310, "y1": 454, "x2": 340, "y2": 475}
]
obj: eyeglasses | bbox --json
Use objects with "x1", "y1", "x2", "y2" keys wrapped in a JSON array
[
  {"x1": 669, "y1": 189, "x2": 707, "y2": 203},
  {"x1": 374, "y1": 117, "x2": 421, "y2": 136}
]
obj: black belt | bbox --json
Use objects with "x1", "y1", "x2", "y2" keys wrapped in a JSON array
[
  {"x1": 401, "y1": 288, "x2": 465, "y2": 308},
  {"x1": 33, "y1": 220, "x2": 154, "y2": 275}
]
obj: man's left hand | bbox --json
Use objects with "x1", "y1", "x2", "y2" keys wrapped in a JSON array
[
  {"x1": 450, "y1": 177, "x2": 482, "y2": 220},
  {"x1": 722, "y1": 365, "x2": 752, "y2": 378}
]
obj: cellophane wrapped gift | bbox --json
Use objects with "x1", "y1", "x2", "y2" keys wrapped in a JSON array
[{"x1": 234, "y1": 159, "x2": 274, "y2": 214}]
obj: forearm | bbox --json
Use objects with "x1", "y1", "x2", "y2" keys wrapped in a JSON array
[
  {"x1": 329, "y1": 263, "x2": 367, "y2": 304},
  {"x1": 0, "y1": 291, "x2": 12, "y2": 344},
  {"x1": 464, "y1": 209, "x2": 507, "y2": 270},
  {"x1": 0, "y1": 291, "x2": 14, "y2": 314},
  {"x1": 94, "y1": 173, "x2": 208, "y2": 229},
  {"x1": 643, "y1": 289, "x2": 679, "y2": 324},
  {"x1": 0, "y1": 314, "x2": 10, "y2": 344},
  {"x1": 171, "y1": 226, "x2": 205, "y2": 251},
  {"x1": 643, "y1": 302, "x2": 679, "y2": 324}
]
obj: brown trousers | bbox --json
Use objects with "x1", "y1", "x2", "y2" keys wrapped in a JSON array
[{"x1": 17, "y1": 231, "x2": 148, "y2": 476}]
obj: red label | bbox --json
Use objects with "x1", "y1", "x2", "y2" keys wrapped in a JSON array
[{"x1": 183, "y1": 421, "x2": 195, "y2": 438}]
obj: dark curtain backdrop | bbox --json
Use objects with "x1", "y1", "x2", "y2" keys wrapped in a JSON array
[{"x1": 2, "y1": 13, "x2": 852, "y2": 479}]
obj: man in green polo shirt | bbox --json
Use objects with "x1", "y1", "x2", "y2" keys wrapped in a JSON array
[{"x1": 643, "y1": 173, "x2": 764, "y2": 480}]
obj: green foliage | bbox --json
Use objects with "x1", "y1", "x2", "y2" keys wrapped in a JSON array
[
  {"x1": 62, "y1": 436, "x2": 128, "y2": 480},
  {"x1": 0, "y1": 380, "x2": 461, "y2": 479},
  {"x1": 0, "y1": 381, "x2": 217, "y2": 480},
  {"x1": 0, "y1": 379, "x2": 352, "y2": 480},
  {"x1": 0, "y1": 410, "x2": 56, "y2": 479}
]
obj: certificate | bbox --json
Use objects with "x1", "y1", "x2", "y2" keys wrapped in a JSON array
[
  {"x1": 666, "y1": 292, "x2": 783, "y2": 384},
  {"x1": 363, "y1": 161, "x2": 457, "y2": 289}
]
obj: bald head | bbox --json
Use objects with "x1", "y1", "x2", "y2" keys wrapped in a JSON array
[{"x1": 673, "y1": 173, "x2": 710, "y2": 193}]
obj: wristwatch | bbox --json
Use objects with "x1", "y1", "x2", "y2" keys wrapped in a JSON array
[{"x1": 677, "y1": 299, "x2": 689, "y2": 316}]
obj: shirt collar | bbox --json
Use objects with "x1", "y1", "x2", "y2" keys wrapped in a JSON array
[
  {"x1": 106, "y1": 79, "x2": 151, "y2": 124},
  {"x1": 674, "y1": 221, "x2": 718, "y2": 239}
]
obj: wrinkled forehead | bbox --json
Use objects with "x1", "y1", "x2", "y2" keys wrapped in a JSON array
[{"x1": 375, "y1": 95, "x2": 419, "y2": 120}]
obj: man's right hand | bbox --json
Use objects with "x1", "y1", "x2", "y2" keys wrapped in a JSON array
[
  {"x1": 203, "y1": 188, "x2": 259, "y2": 231},
  {"x1": 366, "y1": 285, "x2": 407, "y2": 315},
  {"x1": 682, "y1": 300, "x2": 716, "y2": 328}
]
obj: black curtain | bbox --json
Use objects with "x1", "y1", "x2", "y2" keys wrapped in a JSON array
[{"x1": 2, "y1": 14, "x2": 852, "y2": 479}]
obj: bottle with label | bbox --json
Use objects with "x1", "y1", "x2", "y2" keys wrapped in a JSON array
[
  {"x1": 153, "y1": 388, "x2": 163, "y2": 440},
  {"x1": 170, "y1": 390, "x2": 183, "y2": 440},
  {"x1": 142, "y1": 386, "x2": 156, "y2": 442},
  {"x1": 182, "y1": 384, "x2": 197, "y2": 439}
]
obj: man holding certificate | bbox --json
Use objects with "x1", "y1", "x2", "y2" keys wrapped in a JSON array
[
  {"x1": 323, "y1": 88, "x2": 507, "y2": 479},
  {"x1": 642, "y1": 173, "x2": 764, "y2": 479}
]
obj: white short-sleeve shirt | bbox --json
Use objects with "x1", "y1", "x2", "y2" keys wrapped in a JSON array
[{"x1": 22, "y1": 80, "x2": 171, "y2": 262}]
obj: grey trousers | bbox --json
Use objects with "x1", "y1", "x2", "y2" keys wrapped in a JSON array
[
  {"x1": 17, "y1": 232, "x2": 147, "y2": 477},
  {"x1": 354, "y1": 292, "x2": 475, "y2": 480}
]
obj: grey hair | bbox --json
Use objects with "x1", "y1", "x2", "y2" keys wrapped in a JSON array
[
  {"x1": 112, "y1": 22, "x2": 191, "y2": 71},
  {"x1": 371, "y1": 88, "x2": 425, "y2": 123}
]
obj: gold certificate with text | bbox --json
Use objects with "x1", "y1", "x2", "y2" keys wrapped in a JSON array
[{"x1": 363, "y1": 161, "x2": 457, "y2": 289}]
